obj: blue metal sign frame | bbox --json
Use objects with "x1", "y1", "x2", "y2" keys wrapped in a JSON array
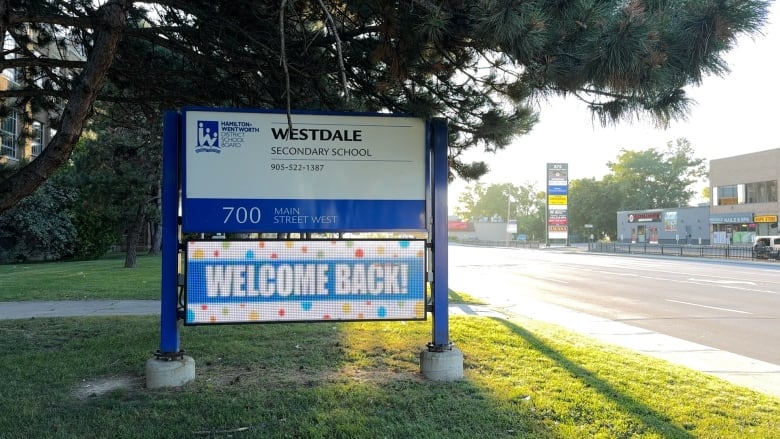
[{"x1": 157, "y1": 110, "x2": 450, "y2": 357}]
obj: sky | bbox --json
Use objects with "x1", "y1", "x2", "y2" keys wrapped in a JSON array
[{"x1": 449, "y1": 2, "x2": 780, "y2": 213}]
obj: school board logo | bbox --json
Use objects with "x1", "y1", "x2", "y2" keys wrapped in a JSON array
[{"x1": 195, "y1": 120, "x2": 220, "y2": 153}]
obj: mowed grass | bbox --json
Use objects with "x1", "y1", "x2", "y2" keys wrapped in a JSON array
[
  {"x1": 1, "y1": 256, "x2": 780, "y2": 437},
  {"x1": 0, "y1": 253, "x2": 161, "y2": 300},
  {"x1": 2, "y1": 316, "x2": 779, "y2": 438}
]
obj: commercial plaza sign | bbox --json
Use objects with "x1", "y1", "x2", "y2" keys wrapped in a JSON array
[
  {"x1": 182, "y1": 109, "x2": 426, "y2": 232},
  {"x1": 546, "y1": 163, "x2": 568, "y2": 239}
]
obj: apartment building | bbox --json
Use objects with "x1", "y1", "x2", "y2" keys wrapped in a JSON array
[{"x1": 1, "y1": 30, "x2": 82, "y2": 164}]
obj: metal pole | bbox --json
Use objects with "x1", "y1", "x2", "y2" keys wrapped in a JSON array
[
  {"x1": 430, "y1": 118, "x2": 449, "y2": 350},
  {"x1": 159, "y1": 111, "x2": 181, "y2": 356},
  {"x1": 505, "y1": 196, "x2": 511, "y2": 246}
]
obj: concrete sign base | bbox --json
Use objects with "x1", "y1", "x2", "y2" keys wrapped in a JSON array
[
  {"x1": 145, "y1": 356, "x2": 196, "y2": 389},
  {"x1": 420, "y1": 347, "x2": 464, "y2": 381}
]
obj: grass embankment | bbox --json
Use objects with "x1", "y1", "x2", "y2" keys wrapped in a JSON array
[{"x1": 1, "y1": 257, "x2": 779, "y2": 438}]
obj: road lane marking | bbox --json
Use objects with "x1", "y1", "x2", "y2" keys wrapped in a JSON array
[
  {"x1": 688, "y1": 278, "x2": 757, "y2": 286},
  {"x1": 666, "y1": 299, "x2": 752, "y2": 314},
  {"x1": 535, "y1": 276, "x2": 569, "y2": 284}
]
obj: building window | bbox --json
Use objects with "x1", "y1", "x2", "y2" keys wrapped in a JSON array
[
  {"x1": 2, "y1": 32, "x2": 18, "y2": 84},
  {"x1": 715, "y1": 185, "x2": 738, "y2": 206},
  {"x1": 31, "y1": 121, "x2": 43, "y2": 156},
  {"x1": 745, "y1": 180, "x2": 778, "y2": 204},
  {"x1": 1, "y1": 112, "x2": 17, "y2": 159}
]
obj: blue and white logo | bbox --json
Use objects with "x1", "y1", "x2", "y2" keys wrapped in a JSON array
[{"x1": 195, "y1": 120, "x2": 220, "y2": 153}]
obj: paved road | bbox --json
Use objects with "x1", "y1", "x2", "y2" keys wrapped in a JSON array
[
  {"x1": 448, "y1": 244, "x2": 780, "y2": 399},
  {"x1": 450, "y1": 244, "x2": 780, "y2": 364}
]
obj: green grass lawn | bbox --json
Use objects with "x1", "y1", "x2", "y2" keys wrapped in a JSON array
[
  {"x1": 1, "y1": 257, "x2": 780, "y2": 438},
  {"x1": 0, "y1": 253, "x2": 161, "y2": 300}
]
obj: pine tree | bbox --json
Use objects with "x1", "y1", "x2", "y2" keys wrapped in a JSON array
[{"x1": 0, "y1": 0, "x2": 770, "y2": 212}]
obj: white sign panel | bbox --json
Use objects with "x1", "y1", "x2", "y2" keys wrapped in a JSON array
[{"x1": 182, "y1": 109, "x2": 427, "y2": 232}]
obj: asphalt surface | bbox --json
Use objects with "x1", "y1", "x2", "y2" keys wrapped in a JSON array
[{"x1": 2, "y1": 298, "x2": 779, "y2": 399}]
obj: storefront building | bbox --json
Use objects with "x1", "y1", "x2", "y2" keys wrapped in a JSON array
[
  {"x1": 617, "y1": 206, "x2": 710, "y2": 244},
  {"x1": 710, "y1": 148, "x2": 779, "y2": 242}
]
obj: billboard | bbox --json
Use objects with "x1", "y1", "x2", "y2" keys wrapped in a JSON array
[
  {"x1": 185, "y1": 240, "x2": 427, "y2": 324},
  {"x1": 182, "y1": 109, "x2": 426, "y2": 232}
]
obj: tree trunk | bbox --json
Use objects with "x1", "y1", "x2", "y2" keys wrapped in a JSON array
[
  {"x1": 148, "y1": 181, "x2": 162, "y2": 255},
  {"x1": 148, "y1": 220, "x2": 162, "y2": 256},
  {"x1": 124, "y1": 203, "x2": 146, "y2": 268},
  {"x1": 0, "y1": 0, "x2": 131, "y2": 213}
]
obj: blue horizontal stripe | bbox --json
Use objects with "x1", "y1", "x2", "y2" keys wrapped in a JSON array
[{"x1": 182, "y1": 198, "x2": 426, "y2": 232}]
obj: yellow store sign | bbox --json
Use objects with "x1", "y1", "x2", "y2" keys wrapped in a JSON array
[{"x1": 548, "y1": 195, "x2": 568, "y2": 205}]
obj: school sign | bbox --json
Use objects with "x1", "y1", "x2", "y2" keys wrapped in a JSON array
[{"x1": 158, "y1": 108, "x2": 452, "y2": 358}]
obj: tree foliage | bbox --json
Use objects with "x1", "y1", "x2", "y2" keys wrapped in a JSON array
[
  {"x1": 455, "y1": 181, "x2": 545, "y2": 238},
  {"x1": 0, "y1": 0, "x2": 770, "y2": 212},
  {"x1": 55, "y1": 108, "x2": 162, "y2": 266},
  {"x1": 568, "y1": 138, "x2": 707, "y2": 239},
  {"x1": 568, "y1": 177, "x2": 621, "y2": 241},
  {"x1": 0, "y1": 179, "x2": 77, "y2": 262},
  {"x1": 607, "y1": 138, "x2": 707, "y2": 210}
]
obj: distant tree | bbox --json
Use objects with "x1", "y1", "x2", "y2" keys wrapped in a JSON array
[
  {"x1": 701, "y1": 186, "x2": 711, "y2": 203},
  {"x1": 516, "y1": 188, "x2": 546, "y2": 241},
  {"x1": 454, "y1": 182, "x2": 487, "y2": 221},
  {"x1": 57, "y1": 108, "x2": 162, "y2": 267},
  {"x1": 568, "y1": 138, "x2": 707, "y2": 240},
  {"x1": 456, "y1": 183, "x2": 515, "y2": 222},
  {"x1": 607, "y1": 138, "x2": 707, "y2": 210},
  {"x1": 455, "y1": 181, "x2": 545, "y2": 237},
  {"x1": 568, "y1": 177, "x2": 620, "y2": 241},
  {"x1": 0, "y1": 0, "x2": 770, "y2": 213}
]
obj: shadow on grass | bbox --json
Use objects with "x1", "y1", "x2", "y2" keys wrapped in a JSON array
[
  {"x1": 448, "y1": 288, "x2": 488, "y2": 305},
  {"x1": 492, "y1": 317, "x2": 696, "y2": 438},
  {"x1": 1, "y1": 315, "x2": 710, "y2": 438}
]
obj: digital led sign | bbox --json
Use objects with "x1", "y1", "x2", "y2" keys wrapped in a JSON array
[{"x1": 185, "y1": 240, "x2": 427, "y2": 324}]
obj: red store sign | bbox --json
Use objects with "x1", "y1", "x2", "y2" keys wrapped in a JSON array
[{"x1": 627, "y1": 212, "x2": 661, "y2": 223}]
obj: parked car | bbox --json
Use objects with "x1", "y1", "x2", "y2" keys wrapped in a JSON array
[{"x1": 753, "y1": 235, "x2": 780, "y2": 259}]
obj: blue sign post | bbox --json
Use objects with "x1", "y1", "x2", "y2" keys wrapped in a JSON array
[
  {"x1": 151, "y1": 110, "x2": 459, "y2": 384},
  {"x1": 430, "y1": 118, "x2": 449, "y2": 350},
  {"x1": 158, "y1": 111, "x2": 181, "y2": 357}
]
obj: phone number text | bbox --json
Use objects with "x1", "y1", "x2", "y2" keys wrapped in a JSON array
[{"x1": 270, "y1": 163, "x2": 325, "y2": 172}]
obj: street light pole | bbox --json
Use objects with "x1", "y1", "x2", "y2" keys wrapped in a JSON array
[{"x1": 505, "y1": 195, "x2": 512, "y2": 246}]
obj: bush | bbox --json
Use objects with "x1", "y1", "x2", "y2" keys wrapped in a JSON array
[{"x1": 0, "y1": 181, "x2": 77, "y2": 263}]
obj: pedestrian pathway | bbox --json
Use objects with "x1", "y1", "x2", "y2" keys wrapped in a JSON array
[
  {"x1": 3, "y1": 299, "x2": 780, "y2": 399},
  {"x1": 0, "y1": 300, "x2": 159, "y2": 319}
]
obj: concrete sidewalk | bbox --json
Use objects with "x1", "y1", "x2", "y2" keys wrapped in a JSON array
[
  {"x1": 2, "y1": 299, "x2": 780, "y2": 399},
  {"x1": 0, "y1": 300, "x2": 160, "y2": 319}
]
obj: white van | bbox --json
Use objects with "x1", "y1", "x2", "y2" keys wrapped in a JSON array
[
  {"x1": 755, "y1": 235, "x2": 780, "y2": 250},
  {"x1": 753, "y1": 235, "x2": 780, "y2": 259}
]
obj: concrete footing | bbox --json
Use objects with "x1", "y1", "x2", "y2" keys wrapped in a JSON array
[
  {"x1": 420, "y1": 347, "x2": 464, "y2": 381},
  {"x1": 145, "y1": 355, "x2": 196, "y2": 389}
]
